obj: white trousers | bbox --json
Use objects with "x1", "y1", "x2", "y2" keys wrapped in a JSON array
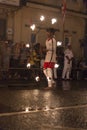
[
  {"x1": 53, "y1": 68, "x2": 57, "y2": 79},
  {"x1": 62, "y1": 63, "x2": 72, "y2": 79},
  {"x1": 43, "y1": 68, "x2": 54, "y2": 87}
]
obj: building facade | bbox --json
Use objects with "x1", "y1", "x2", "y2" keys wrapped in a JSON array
[{"x1": 0, "y1": 0, "x2": 87, "y2": 59}]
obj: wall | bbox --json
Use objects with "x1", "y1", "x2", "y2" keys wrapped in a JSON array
[{"x1": 7, "y1": 1, "x2": 86, "y2": 59}]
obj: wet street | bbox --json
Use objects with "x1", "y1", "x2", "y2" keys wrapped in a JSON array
[{"x1": 0, "y1": 80, "x2": 87, "y2": 130}]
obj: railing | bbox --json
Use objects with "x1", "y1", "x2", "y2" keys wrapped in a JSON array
[
  {"x1": 0, "y1": 66, "x2": 45, "y2": 81},
  {"x1": 0, "y1": 67, "x2": 87, "y2": 81}
]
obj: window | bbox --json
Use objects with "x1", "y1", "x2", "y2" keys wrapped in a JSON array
[{"x1": 72, "y1": 0, "x2": 77, "y2": 2}]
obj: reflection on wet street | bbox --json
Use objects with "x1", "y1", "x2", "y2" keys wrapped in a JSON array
[
  {"x1": 62, "y1": 81, "x2": 71, "y2": 90},
  {"x1": 0, "y1": 80, "x2": 87, "y2": 130}
]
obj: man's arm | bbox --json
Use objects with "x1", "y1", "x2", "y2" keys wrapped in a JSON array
[{"x1": 65, "y1": 55, "x2": 71, "y2": 64}]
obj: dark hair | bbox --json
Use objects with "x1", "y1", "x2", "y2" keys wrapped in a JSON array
[{"x1": 46, "y1": 28, "x2": 55, "y2": 34}]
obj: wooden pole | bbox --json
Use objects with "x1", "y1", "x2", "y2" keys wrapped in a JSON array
[{"x1": 61, "y1": 0, "x2": 66, "y2": 47}]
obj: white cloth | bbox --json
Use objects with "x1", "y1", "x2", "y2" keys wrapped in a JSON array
[
  {"x1": 53, "y1": 68, "x2": 57, "y2": 79},
  {"x1": 44, "y1": 38, "x2": 57, "y2": 62},
  {"x1": 64, "y1": 49, "x2": 73, "y2": 64},
  {"x1": 62, "y1": 48, "x2": 74, "y2": 79},
  {"x1": 44, "y1": 68, "x2": 53, "y2": 87}
]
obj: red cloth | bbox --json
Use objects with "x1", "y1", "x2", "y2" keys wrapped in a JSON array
[{"x1": 43, "y1": 62, "x2": 55, "y2": 69}]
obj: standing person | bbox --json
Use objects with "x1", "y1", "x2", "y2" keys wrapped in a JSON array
[
  {"x1": 62, "y1": 44, "x2": 74, "y2": 80},
  {"x1": 2, "y1": 41, "x2": 11, "y2": 79},
  {"x1": 43, "y1": 28, "x2": 57, "y2": 89}
]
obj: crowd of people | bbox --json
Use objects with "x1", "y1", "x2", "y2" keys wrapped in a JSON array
[
  {"x1": 0, "y1": 40, "x2": 42, "y2": 80},
  {"x1": 0, "y1": 28, "x2": 86, "y2": 82}
]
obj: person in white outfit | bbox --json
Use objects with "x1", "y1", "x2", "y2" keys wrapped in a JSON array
[
  {"x1": 62, "y1": 44, "x2": 74, "y2": 80},
  {"x1": 43, "y1": 28, "x2": 57, "y2": 89}
]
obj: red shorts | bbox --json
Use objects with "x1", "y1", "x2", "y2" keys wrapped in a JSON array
[{"x1": 43, "y1": 62, "x2": 55, "y2": 69}]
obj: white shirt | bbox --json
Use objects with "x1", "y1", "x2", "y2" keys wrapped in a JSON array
[
  {"x1": 45, "y1": 38, "x2": 57, "y2": 62},
  {"x1": 64, "y1": 48, "x2": 74, "y2": 64}
]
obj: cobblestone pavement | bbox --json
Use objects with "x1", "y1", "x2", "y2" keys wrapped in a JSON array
[{"x1": 0, "y1": 80, "x2": 87, "y2": 130}]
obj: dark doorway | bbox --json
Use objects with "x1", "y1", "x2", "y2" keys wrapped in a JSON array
[{"x1": 0, "y1": 19, "x2": 6, "y2": 40}]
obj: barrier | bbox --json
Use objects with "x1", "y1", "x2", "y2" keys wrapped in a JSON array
[{"x1": 0, "y1": 67, "x2": 45, "y2": 81}]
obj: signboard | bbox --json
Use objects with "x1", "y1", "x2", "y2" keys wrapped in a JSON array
[{"x1": 0, "y1": 0, "x2": 20, "y2": 6}]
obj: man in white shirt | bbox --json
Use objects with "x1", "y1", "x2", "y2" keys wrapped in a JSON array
[
  {"x1": 62, "y1": 44, "x2": 74, "y2": 80},
  {"x1": 43, "y1": 28, "x2": 57, "y2": 89}
]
